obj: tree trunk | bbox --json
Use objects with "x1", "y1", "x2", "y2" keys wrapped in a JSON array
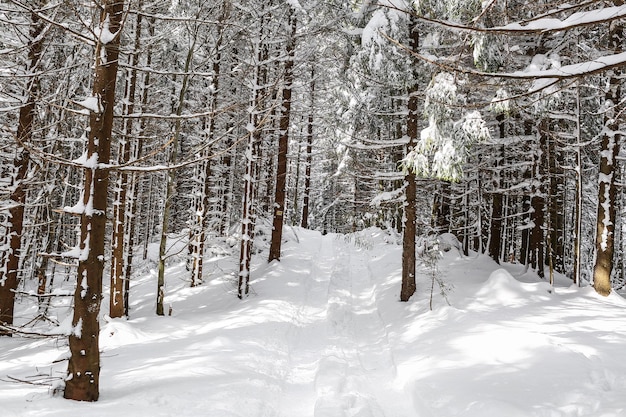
[
  {"x1": 65, "y1": 0, "x2": 124, "y2": 401},
  {"x1": 301, "y1": 74, "x2": 315, "y2": 229},
  {"x1": 189, "y1": 2, "x2": 230, "y2": 286},
  {"x1": 0, "y1": 3, "x2": 44, "y2": 334},
  {"x1": 110, "y1": 8, "x2": 142, "y2": 318},
  {"x1": 156, "y1": 36, "x2": 196, "y2": 315},
  {"x1": 593, "y1": 11, "x2": 623, "y2": 296},
  {"x1": 488, "y1": 114, "x2": 505, "y2": 264},
  {"x1": 401, "y1": 14, "x2": 419, "y2": 302},
  {"x1": 268, "y1": 7, "x2": 297, "y2": 262}
]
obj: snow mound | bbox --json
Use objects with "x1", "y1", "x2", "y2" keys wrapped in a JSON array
[
  {"x1": 100, "y1": 318, "x2": 155, "y2": 350},
  {"x1": 473, "y1": 268, "x2": 546, "y2": 308}
]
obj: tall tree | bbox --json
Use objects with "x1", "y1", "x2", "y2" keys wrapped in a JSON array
[
  {"x1": 401, "y1": 12, "x2": 419, "y2": 302},
  {"x1": 0, "y1": 0, "x2": 45, "y2": 334},
  {"x1": 268, "y1": 5, "x2": 297, "y2": 262},
  {"x1": 592, "y1": 4, "x2": 623, "y2": 296},
  {"x1": 64, "y1": 0, "x2": 124, "y2": 401}
]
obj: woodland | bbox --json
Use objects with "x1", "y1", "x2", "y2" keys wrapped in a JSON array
[{"x1": 1, "y1": 0, "x2": 626, "y2": 404}]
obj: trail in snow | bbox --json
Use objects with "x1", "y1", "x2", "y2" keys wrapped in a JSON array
[{"x1": 272, "y1": 231, "x2": 413, "y2": 417}]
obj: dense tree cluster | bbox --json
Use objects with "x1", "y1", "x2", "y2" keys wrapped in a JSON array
[{"x1": 0, "y1": 0, "x2": 625, "y2": 401}]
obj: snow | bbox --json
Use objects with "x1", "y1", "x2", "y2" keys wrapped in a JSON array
[
  {"x1": 1, "y1": 228, "x2": 626, "y2": 416},
  {"x1": 497, "y1": 5, "x2": 626, "y2": 32}
]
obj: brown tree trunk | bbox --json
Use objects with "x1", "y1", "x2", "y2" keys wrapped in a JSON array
[
  {"x1": 301, "y1": 75, "x2": 315, "y2": 229},
  {"x1": 529, "y1": 119, "x2": 548, "y2": 278},
  {"x1": 65, "y1": 0, "x2": 124, "y2": 401},
  {"x1": 593, "y1": 11, "x2": 623, "y2": 296},
  {"x1": 189, "y1": 2, "x2": 230, "y2": 286},
  {"x1": 488, "y1": 114, "x2": 505, "y2": 264},
  {"x1": 110, "y1": 9, "x2": 142, "y2": 318},
  {"x1": 0, "y1": 3, "x2": 45, "y2": 335},
  {"x1": 269, "y1": 8, "x2": 297, "y2": 262},
  {"x1": 401, "y1": 15, "x2": 419, "y2": 302}
]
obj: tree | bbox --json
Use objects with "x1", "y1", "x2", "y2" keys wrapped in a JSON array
[
  {"x1": 592, "y1": 4, "x2": 623, "y2": 296},
  {"x1": 64, "y1": 0, "x2": 124, "y2": 401},
  {"x1": 0, "y1": 0, "x2": 45, "y2": 335},
  {"x1": 268, "y1": 5, "x2": 297, "y2": 262},
  {"x1": 401, "y1": 12, "x2": 419, "y2": 302}
]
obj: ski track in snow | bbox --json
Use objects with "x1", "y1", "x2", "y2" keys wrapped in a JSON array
[
  {"x1": 272, "y1": 231, "x2": 412, "y2": 417},
  {"x1": 311, "y1": 234, "x2": 409, "y2": 417}
]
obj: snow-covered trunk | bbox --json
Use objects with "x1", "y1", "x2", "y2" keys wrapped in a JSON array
[
  {"x1": 573, "y1": 84, "x2": 583, "y2": 286},
  {"x1": 110, "y1": 10, "x2": 142, "y2": 318},
  {"x1": 268, "y1": 8, "x2": 297, "y2": 263},
  {"x1": 189, "y1": 2, "x2": 229, "y2": 286},
  {"x1": 301, "y1": 75, "x2": 315, "y2": 229},
  {"x1": 156, "y1": 38, "x2": 195, "y2": 315},
  {"x1": 65, "y1": 0, "x2": 124, "y2": 402},
  {"x1": 520, "y1": 120, "x2": 533, "y2": 265},
  {"x1": 593, "y1": 15, "x2": 623, "y2": 296},
  {"x1": 488, "y1": 115, "x2": 505, "y2": 264},
  {"x1": 218, "y1": 134, "x2": 235, "y2": 236},
  {"x1": 291, "y1": 141, "x2": 302, "y2": 226},
  {"x1": 238, "y1": 31, "x2": 265, "y2": 299},
  {"x1": 0, "y1": 4, "x2": 44, "y2": 335},
  {"x1": 239, "y1": 120, "x2": 259, "y2": 299},
  {"x1": 530, "y1": 120, "x2": 547, "y2": 278},
  {"x1": 401, "y1": 15, "x2": 419, "y2": 303}
]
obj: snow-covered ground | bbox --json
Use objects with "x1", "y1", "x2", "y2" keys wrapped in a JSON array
[{"x1": 2, "y1": 227, "x2": 626, "y2": 416}]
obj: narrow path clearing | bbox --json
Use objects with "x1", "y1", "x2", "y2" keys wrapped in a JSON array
[{"x1": 277, "y1": 231, "x2": 412, "y2": 417}]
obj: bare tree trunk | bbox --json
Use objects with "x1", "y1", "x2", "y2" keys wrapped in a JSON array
[
  {"x1": 488, "y1": 114, "x2": 505, "y2": 264},
  {"x1": 65, "y1": 0, "x2": 124, "y2": 402},
  {"x1": 156, "y1": 35, "x2": 196, "y2": 315},
  {"x1": 189, "y1": 1, "x2": 230, "y2": 286},
  {"x1": 573, "y1": 83, "x2": 583, "y2": 286},
  {"x1": 268, "y1": 7, "x2": 297, "y2": 262},
  {"x1": 401, "y1": 15, "x2": 419, "y2": 302},
  {"x1": 301, "y1": 73, "x2": 315, "y2": 229},
  {"x1": 110, "y1": 8, "x2": 142, "y2": 318},
  {"x1": 593, "y1": 11, "x2": 623, "y2": 296},
  {"x1": 0, "y1": 2, "x2": 44, "y2": 334},
  {"x1": 529, "y1": 120, "x2": 547, "y2": 278}
]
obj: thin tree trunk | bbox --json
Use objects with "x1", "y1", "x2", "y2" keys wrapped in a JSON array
[
  {"x1": 110, "y1": 9, "x2": 142, "y2": 318},
  {"x1": 268, "y1": 7, "x2": 297, "y2": 262},
  {"x1": 189, "y1": 1, "x2": 230, "y2": 286},
  {"x1": 0, "y1": 3, "x2": 44, "y2": 334},
  {"x1": 65, "y1": 0, "x2": 124, "y2": 401},
  {"x1": 593, "y1": 10, "x2": 623, "y2": 296},
  {"x1": 301, "y1": 74, "x2": 315, "y2": 229},
  {"x1": 488, "y1": 114, "x2": 505, "y2": 264},
  {"x1": 573, "y1": 83, "x2": 583, "y2": 286},
  {"x1": 156, "y1": 36, "x2": 196, "y2": 315},
  {"x1": 401, "y1": 15, "x2": 419, "y2": 302}
]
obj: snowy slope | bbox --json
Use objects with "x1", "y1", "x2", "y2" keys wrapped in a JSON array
[{"x1": 1, "y1": 228, "x2": 626, "y2": 416}]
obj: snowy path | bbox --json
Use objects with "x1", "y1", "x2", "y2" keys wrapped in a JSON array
[{"x1": 276, "y1": 232, "x2": 411, "y2": 417}]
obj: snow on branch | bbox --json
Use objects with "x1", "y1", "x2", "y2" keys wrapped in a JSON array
[
  {"x1": 383, "y1": 2, "x2": 626, "y2": 35},
  {"x1": 382, "y1": 31, "x2": 626, "y2": 81}
]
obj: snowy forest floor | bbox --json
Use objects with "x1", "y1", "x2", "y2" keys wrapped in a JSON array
[{"x1": 2, "y1": 227, "x2": 626, "y2": 417}]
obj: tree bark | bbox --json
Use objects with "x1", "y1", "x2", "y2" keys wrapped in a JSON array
[
  {"x1": 488, "y1": 114, "x2": 505, "y2": 264},
  {"x1": 301, "y1": 73, "x2": 315, "y2": 229},
  {"x1": 268, "y1": 7, "x2": 297, "y2": 262},
  {"x1": 65, "y1": 0, "x2": 124, "y2": 401},
  {"x1": 593, "y1": 9, "x2": 623, "y2": 296},
  {"x1": 0, "y1": 3, "x2": 44, "y2": 335},
  {"x1": 401, "y1": 14, "x2": 419, "y2": 302},
  {"x1": 110, "y1": 8, "x2": 142, "y2": 318}
]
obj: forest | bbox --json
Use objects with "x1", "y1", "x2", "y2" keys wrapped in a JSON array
[{"x1": 1, "y1": 0, "x2": 626, "y2": 407}]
